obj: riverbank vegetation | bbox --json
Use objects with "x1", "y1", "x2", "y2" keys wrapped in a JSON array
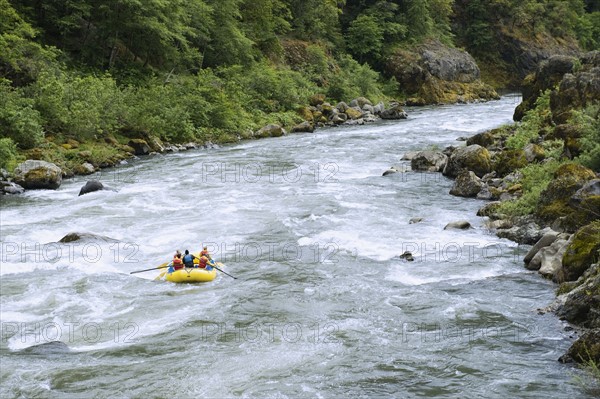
[{"x1": 2, "y1": 0, "x2": 599, "y2": 173}]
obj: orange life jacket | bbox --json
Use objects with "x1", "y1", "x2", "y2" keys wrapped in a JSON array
[{"x1": 172, "y1": 257, "x2": 183, "y2": 270}]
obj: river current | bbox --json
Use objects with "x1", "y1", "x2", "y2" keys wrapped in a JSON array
[{"x1": 0, "y1": 95, "x2": 591, "y2": 398}]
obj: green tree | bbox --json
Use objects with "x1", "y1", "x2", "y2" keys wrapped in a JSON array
[
  {"x1": 346, "y1": 14, "x2": 385, "y2": 62},
  {"x1": 459, "y1": 0, "x2": 494, "y2": 59},
  {"x1": 0, "y1": 0, "x2": 58, "y2": 85},
  {"x1": 203, "y1": 0, "x2": 255, "y2": 67},
  {"x1": 286, "y1": 0, "x2": 344, "y2": 44},
  {"x1": 0, "y1": 80, "x2": 44, "y2": 149},
  {"x1": 406, "y1": 0, "x2": 433, "y2": 40},
  {"x1": 240, "y1": 0, "x2": 291, "y2": 58}
]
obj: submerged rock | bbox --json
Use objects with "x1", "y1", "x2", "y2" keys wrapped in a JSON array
[
  {"x1": 444, "y1": 221, "x2": 472, "y2": 230},
  {"x1": 20, "y1": 341, "x2": 70, "y2": 355},
  {"x1": 58, "y1": 232, "x2": 119, "y2": 243}
]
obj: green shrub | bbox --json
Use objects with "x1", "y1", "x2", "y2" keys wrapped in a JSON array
[
  {"x1": 497, "y1": 159, "x2": 563, "y2": 216},
  {"x1": 0, "y1": 137, "x2": 17, "y2": 170},
  {"x1": 506, "y1": 90, "x2": 552, "y2": 150},
  {"x1": 574, "y1": 105, "x2": 600, "y2": 172},
  {"x1": 0, "y1": 80, "x2": 44, "y2": 149},
  {"x1": 326, "y1": 55, "x2": 384, "y2": 103}
]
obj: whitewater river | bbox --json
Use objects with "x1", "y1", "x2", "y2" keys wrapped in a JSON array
[{"x1": 0, "y1": 95, "x2": 591, "y2": 398}]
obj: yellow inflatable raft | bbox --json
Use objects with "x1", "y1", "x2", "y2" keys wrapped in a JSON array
[{"x1": 165, "y1": 267, "x2": 217, "y2": 283}]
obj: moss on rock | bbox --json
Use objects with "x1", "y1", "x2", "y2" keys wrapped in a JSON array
[
  {"x1": 443, "y1": 144, "x2": 493, "y2": 178},
  {"x1": 536, "y1": 163, "x2": 596, "y2": 223},
  {"x1": 494, "y1": 150, "x2": 528, "y2": 177},
  {"x1": 560, "y1": 221, "x2": 600, "y2": 282}
]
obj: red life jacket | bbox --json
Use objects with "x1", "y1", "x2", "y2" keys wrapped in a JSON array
[
  {"x1": 199, "y1": 257, "x2": 208, "y2": 269},
  {"x1": 172, "y1": 257, "x2": 183, "y2": 270}
]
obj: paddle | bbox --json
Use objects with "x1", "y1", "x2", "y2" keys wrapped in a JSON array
[
  {"x1": 130, "y1": 262, "x2": 169, "y2": 274},
  {"x1": 208, "y1": 261, "x2": 237, "y2": 279},
  {"x1": 154, "y1": 268, "x2": 169, "y2": 281}
]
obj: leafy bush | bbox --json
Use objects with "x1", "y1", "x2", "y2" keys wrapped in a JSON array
[
  {"x1": 506, "y1": 90, "x2": 552, "y2": 150},
  {"x1": 574, "y1": 105, "x2": 600, "y2": 172},
  {"x1": 0, "y1": 80, "x2": 44, "y2": 149},
  {"x1": 0, "y1": 137, "x2": 18, "y2": 170},
  {"x1": 497, "y1": 159, "x2": 563, "y2": 216},
  {"x1": 326, "y1": 55, "x2": 383, "y2": 103},
  {"x1": 30, "y1": 71, "x2": 124, "y2": 139}
]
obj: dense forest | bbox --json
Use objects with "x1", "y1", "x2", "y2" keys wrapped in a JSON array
[{"x1": 1, "y1": 0, "x2": 599, "y2": 173}]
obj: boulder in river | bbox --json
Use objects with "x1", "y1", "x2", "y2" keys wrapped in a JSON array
[
  {"x1": 410, "y1": 151, "x2": 447, "y2": 172},
  {"x1": 399, "y1": 251, "x2": 414, "y2": 261},
  {"x1": 20, "y1": 341, "x2": 70, "y2": 355},
  {"x1": 449, "y1": 170, "x2": 484, "y2": 197},
  {"x1": 1, "y1": 181, "x2": 24, "y2": 195},
  {"x1": 536, "y1": 238, "x2": 570, "y2": 280},
  {"x1": 58, "y1": 232, "x2": 119, "y2": 243},
  {"x1": 13, "y1": 160, "x2": 62, "y2": 190},
  {"x1": 559, "y1": 329, "x2": 600, "y2": 364},
  {"x1": 558, "y1": 221, "x2": 600, "y2": 283},
  {"x1": 442, "y1": 144, "x2": 492, "y2": 178},
  {"x1": 256, "y1": 124, "x2": 286, "y2": 138},
  {"x1": 78, "y1": 180, "x2": 105, "y2": 196},
  {"x1": 523, "y1": 231, "x2": 561, "y2": 267},
  {"x1": 291, "y1": 121, "x2": 315, "y2": 133},
  {"x1": 444, "y1": 221, "x2": 472, "y2": 230},
  {"x1": 380, "y1": 103, "x2": 408, "y2": 120}
]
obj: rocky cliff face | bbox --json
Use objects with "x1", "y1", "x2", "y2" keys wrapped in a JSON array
[
  {"x1": 385, "y1": 40, "x2": 498, "y2": 105},
  {"x1": 496, "y1": 31, "x2": 581, "y2": 88},
  {"x1": 514, "y1": 51, "x2": 600, "y2": 121}
]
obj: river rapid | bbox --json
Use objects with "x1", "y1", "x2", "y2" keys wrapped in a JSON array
[{"x1": 0, "y1": 95, "x2": 590, "y2": 398}]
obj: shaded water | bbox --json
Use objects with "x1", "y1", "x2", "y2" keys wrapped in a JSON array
[{"x1": 0, "y1": 95, "x2": 589, "y2": 397}]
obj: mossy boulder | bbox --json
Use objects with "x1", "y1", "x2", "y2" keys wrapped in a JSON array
[
  {"x1": 494, "y1": 150, "x2": 528, "y2": 177},
  {"x1": 13, "y1": 160, "x2": 62, "y2": 190},
  {"x1": 536, "y1": 163, "x2": 596, "y2": 224},
  {"x1": 513, "y1": 55, "x2": 576, "y2": 121},
  {"x1": 255, "y1": 124, "x2": 286, "y2": 138},
  {"x1": 410, "y1": 151, "x2": 447, "y2": 172},
  {"x1": 449, "y1": 170, "x2": 484, "y2": 197},
  {"x1": 319, "y1": 102, "x2": 334, "y2": 116},
  {"x1": 560, "y1": 329, "x2": 600, "y2": 364},
  {"x1": 466, "y1": 131, "x2": 495, "y2": 148},
  {"x1": 349, "y1": 97, "x2": 373, "y2": 108},
  {"x1": 345, "y1": 107, "x2": 363, "y2": 120},
  {"x1": 560, "y1": 221, "x2": 600, "y2": 282},
  {"x1": 443, "y1": 144, "x2": 493, "y2": 178},
  {"x1": 127, "y1": 139, "x2": 151, "y2": 155},
  {"x1": 523, "y1": 144, "x2": 545, "y2": 162},
  {"x1": 476, "y1": 201, "x2": 503, "y2": 217},
  {"x1": 297, "y1": 106, "x2": 314, "y2": 121},
  {"x1": 309, "y1": 94, "x2": 325, "y2": 106},
  {"x1": 557, "y1": 262, "x2": 600, "y2": 329}
]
